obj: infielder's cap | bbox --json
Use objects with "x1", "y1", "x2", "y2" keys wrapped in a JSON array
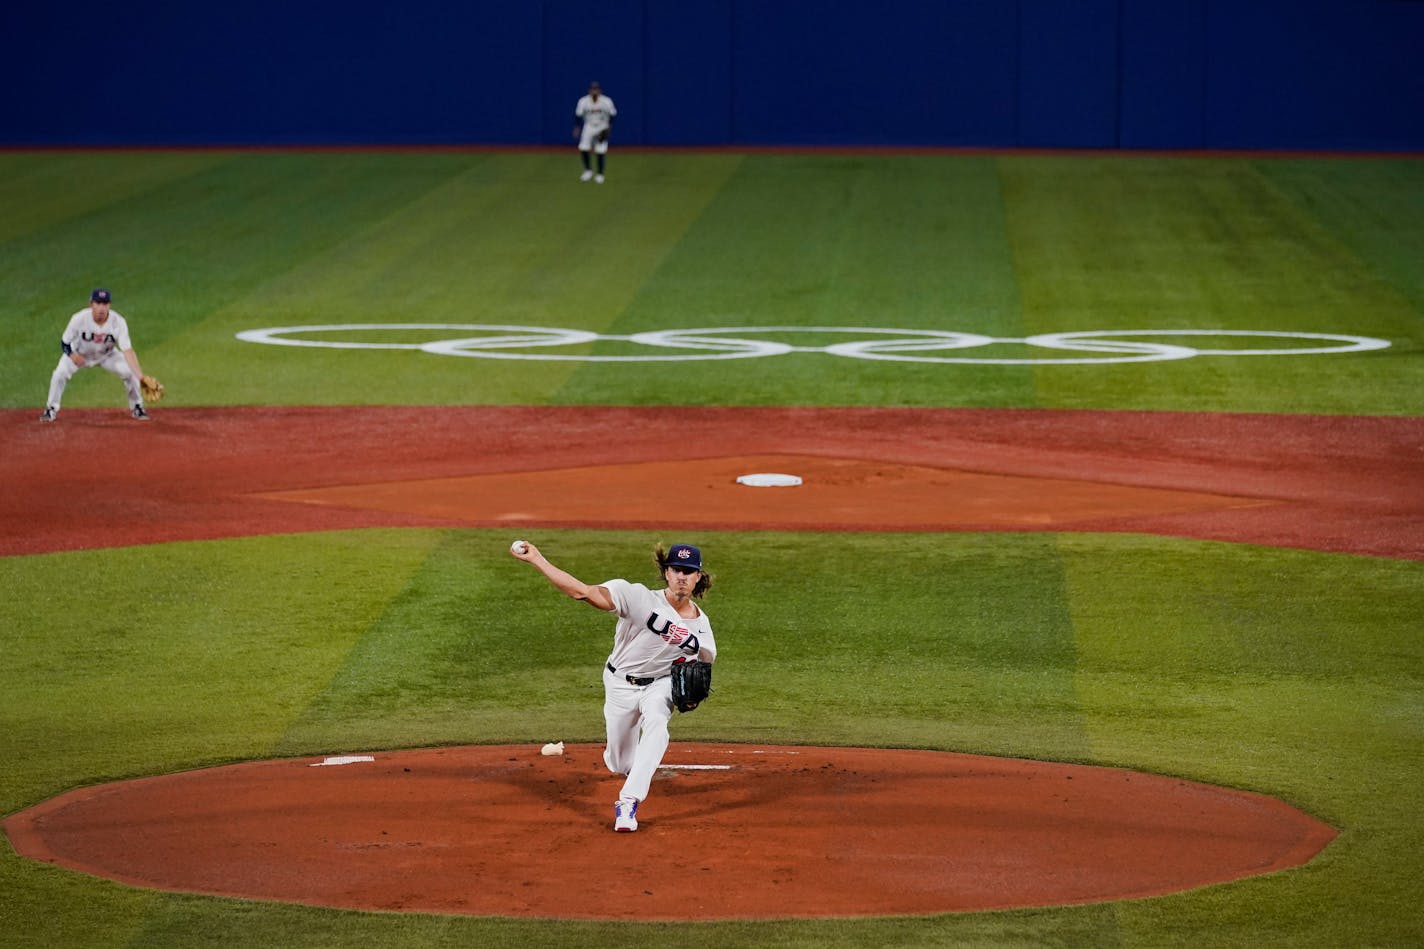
[
  {"x1": 665, "y1": 544, "x2": 702, "y2": 570},
  {"x1": 90, "y1": 288, "x2": 111, "y2": 303}
]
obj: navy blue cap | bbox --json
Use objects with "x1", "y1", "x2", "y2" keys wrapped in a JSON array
[
  {"x1": 90, "y1": 288, "x2": 111, "y2": 304},
  {"x1": 664, "y1": 544, "x2": 702, "y2": 571}
]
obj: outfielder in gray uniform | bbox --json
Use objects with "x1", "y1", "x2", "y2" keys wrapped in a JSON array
[
  {"x1": 512, "y1": 540, "x2": 716, "y2": 832},
  {"x1": 40, "y1": 288, "x2": 152, "y2": 422}
]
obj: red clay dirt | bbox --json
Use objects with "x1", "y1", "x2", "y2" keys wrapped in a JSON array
[
  {"x1": 3, "y1": 403, "x2": 1410, "y2": 918},
  {"x1": 4, "y1": 743, "x2": 1336, "y2": 920},
  {"x1": 2, "y1": 405, "x2": 1420, "y2": 558}
]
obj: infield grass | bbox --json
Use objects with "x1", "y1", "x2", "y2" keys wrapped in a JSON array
[{"x1": 2, "y1": 528, "x2": 1421, "y2": 947}]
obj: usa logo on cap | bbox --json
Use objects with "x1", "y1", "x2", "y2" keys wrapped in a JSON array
[{"x1": 666, "y1": 544, "x2": 702, "y2": 570}]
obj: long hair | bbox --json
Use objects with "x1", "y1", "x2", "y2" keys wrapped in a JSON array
[{"x1": 653, "y1": 544, "x2": 713, "y2": 599}]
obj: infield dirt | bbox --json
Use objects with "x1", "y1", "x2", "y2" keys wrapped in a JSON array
[
  {"x1": 3, "y1": 405, "x2": 1420, "y2": 559},
  {"x1": 5, "y1": 403, "x2": 1409, "y2": 918},
  {"x1": 5, "y1": 742, "x2": 1337, "y2": 919}
]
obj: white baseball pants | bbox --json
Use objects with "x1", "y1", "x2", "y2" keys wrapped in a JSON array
[
  {"x1": 579, "y1": 127, "x2": 610, "y2": 153},
  {"x1": 48, "y1": 352, "x2": 141, "y2": 409},
  {"x1": 602, "y1": 664, "x2": 674, "y2": 803}
]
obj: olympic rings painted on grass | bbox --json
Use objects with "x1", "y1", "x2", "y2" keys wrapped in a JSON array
[{"x1": 235, "y1": 324, "x2": 1391, "y2": 365}]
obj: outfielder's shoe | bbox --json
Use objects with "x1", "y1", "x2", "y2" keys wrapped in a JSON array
[
  {"x1": 132, "y1": 405, "x2": 151, "y2": 421},
  {"x1": 580, "y1": 170, "x2": 594, "y2": 182},
  {"x1": 39, "y1": 406, "x2": 57, "y2": 422},
  {"x1": 613, "y1": 799, "x2": 638, "y2": 832},
  {"x1": 594, "y1": 174, "x2": 605, "y2": 184}
]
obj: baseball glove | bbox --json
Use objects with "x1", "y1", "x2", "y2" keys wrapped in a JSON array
[
  {"x1": 670, "y1": 659, "x2": 713, "y2": 713},
  {"x1": 597, "y1": 128, "x2": 610, "y2": 144},
  {"x1": 140, "y1": 374, "x2": 165, "y2": 403}
]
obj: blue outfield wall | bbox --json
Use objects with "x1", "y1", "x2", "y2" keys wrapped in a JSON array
[{"x1": 2, "y1": 0, "x2": 1421, "y2": 150}]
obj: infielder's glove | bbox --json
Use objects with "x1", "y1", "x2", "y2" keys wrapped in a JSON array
[
  {"x1": 597, "y1": 129, "x2": 610, "y2": 144},
  {"x1": 670, "y1": 659, "x2": 713, "y2": 713},
  {"x1": 140, "y1": 374, "x2": 165, "y2": 403}
]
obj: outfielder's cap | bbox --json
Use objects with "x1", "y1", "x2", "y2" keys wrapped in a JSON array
[
  {"x1": 665, "y1": 544, "x2": 702, "y2": 570},
  {"x1": 90, "y1": 288, "x2": 111, "y2": 303}
]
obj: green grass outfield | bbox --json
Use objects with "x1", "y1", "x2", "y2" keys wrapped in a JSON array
[
  {"x1": 2, "y1": 151, "x2": 1423, "y2": 947},
  {"x1": 3, "y1": 151, "x2": 1422, "y2": 413}
]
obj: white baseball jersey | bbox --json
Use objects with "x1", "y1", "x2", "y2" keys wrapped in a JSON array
[
  {"x1": 575, "y1": 94, "x2": 617, "y2": 133},
  {"x1": 602, "y1": 579, "x2": 715, "y2": 679},
  {"x1": 62, "y1": 308, "x2": 132, "y2": 360}
]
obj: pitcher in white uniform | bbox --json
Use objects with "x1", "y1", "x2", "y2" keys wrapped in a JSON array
[
  {"x1": 512, "y1": 540, "x2": 716, "y2": 832},
  {"x1": 40, "y1": 288, "x2": 152, "y2": 422}
]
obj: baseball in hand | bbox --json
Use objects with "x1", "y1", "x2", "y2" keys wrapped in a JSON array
[{"x1": 510, "y1": 539, "x2": 529, "y2": 555}]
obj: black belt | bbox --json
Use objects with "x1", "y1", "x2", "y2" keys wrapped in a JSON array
[{"x1": 607, "y1": 662, "x2": 657, "y2": 687}]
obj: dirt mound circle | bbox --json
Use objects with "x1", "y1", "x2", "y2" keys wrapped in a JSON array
[{"x1": 4, "y1": 743, "x2": 1335, "y2": 919}]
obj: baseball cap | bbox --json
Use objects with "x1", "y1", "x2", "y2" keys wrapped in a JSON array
[
  {"x1": 664, "y1": 544, "x2": 702, "y2": 571},
  {"x1": 90, "y1": 288, "x2": 111, "y2": 304}
]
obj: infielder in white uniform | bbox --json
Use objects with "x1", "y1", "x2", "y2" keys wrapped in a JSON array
[
  {"x1": 573, "y1": 81, "x2": 617, "y2": 183},
  {"x1": 40, "y1": 288, "x2": 151, "y2": 422},
  {"x1": 512, "y1": 540, "x2": 716, "y2": 832}
]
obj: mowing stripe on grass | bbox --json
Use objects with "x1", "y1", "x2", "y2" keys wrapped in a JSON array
[
  {"x1": 162, "y1": 152, "x2": 746, "y2": 407},
  {"x1": 0, "y1": 529, "x2": 438, "y2": 812},
  {"x1": 559, "y1": 153, "x2": 1037, "y2": 407},
  {"x1": 999, "y1": 155, "x2": 1423, "y2": 414}
]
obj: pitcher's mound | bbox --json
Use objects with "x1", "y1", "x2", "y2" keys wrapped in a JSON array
[{"x1": 3, "y1": 743, "x2": 1335, "y2": 920}]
